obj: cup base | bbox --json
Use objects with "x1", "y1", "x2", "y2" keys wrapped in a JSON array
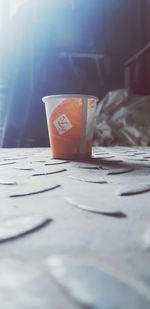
[{"x1": 51, "y1": 152, "x2": 92, "y2": 160}]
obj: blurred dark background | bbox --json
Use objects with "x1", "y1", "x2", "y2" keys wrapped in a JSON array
[{"x1": 0, "y1": 0, "x2": 150, "y2": 147}]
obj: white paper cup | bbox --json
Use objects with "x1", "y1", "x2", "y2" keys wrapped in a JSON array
[{"x1": 42, "y1": 94, "x2": 98, "y2": 159}]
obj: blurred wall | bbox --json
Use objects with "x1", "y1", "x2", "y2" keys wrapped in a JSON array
[{"x1": 2, "y1": 0, "x2": 150, "y2": 147}]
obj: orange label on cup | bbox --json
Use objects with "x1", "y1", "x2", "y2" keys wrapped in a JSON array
[{"x1": 49, "y1": 98, "x2": 83, "y2": 158}]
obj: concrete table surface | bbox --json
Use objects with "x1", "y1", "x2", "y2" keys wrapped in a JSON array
[{"x1": 0, "y1": 146, "x2": 150, "y2": 308}]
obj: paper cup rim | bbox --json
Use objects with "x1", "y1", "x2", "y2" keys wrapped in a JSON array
[{"x1": 42, "y1": 94, "x2": 99, "y2": 104}]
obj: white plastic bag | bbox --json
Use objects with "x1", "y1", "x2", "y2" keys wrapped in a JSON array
[{"x1": 94, "y1": 89, "x2": 150, "y2": 146}]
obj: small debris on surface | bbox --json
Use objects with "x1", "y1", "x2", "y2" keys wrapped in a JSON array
[
  {"x1": 98, "y1": 159, "x2": 123, "y2": 164},
  {"x1": 0, "y1": 179, "x2": 17, "y2": 185},
  {"x1": 93, "y1": 155, "x2": 115, "y2": 159},
  {"x1": 45, "y1": 160, "x2": 70, "y2": 165},
  {"x1": 4, "y1": 157, "x2": 28, "y2": 161},
  {"x1": 32, "y1": 169, "x2": 67, "y2": 176},
  {"x1": 31, "y1": 160, "x2": 46, "y2": 163},
  {"x1": 65, "y1": 196, "x2": 126, "y2": 218},
  {"x1": 74, "y1": 165, "x2": 100, "y2": 170},
  {"x1": 134, "y1": 153, "x2": 146, "y2": 156},
  {"x1": 10, "y1": 185, "x2": 61, "y2": 197},
  {"x1": 127, "y1": 159, "x2": 149, "y2": 162},
  {"x1": 13, "y1": 166, "x2": 34, "y2": 171},
  {"x1": 118, "y1": 184, "x2": 150, "y2": 196},
  {"x1": 0, "y1": 215, "x2": 52, "y2": 242},
  {"x1": 107, "y1": 168, "x2": 134, "y2": 175},
  {"x1": 68, "y1": 175, "x2": 107, "y2": 184},
  {"x1": 0, "y1": 162, "x2": 16, "y2": 166}
]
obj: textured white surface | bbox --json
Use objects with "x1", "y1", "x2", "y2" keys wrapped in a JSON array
[{"x1": 0, "y1": 147, "x2": 150, "y2": 308}]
